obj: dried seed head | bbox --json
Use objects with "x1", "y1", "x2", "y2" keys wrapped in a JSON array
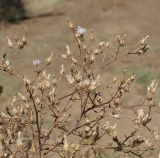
[
  {"x1": 153, "y1": 131, "x2": 159, "y2": 141},
  {"x1": 113, "y1": 76, "x2": 117, "y2": 83},
  {"x1": 139, "y1": 35, "x2": 150, "y2": 45},
  {"x1": 90, "y1": 31, "x2": 95, "y2": 41},
  {"x1": 17, "y1": 92, "x2": 26, "y2": 100},
  {"x1": 117, "y1": 34, "x2": 126, "y2": 46},
  {"x1": 23, "y1": 76, "x2": 31, "y2": 84},
  {"x1": 144, "y1": 138, "x2": 152, "y2": 148},
  {"x1": 46, "y1": 52, "x2": 53, "y2": 64},
  {"x1": 66, "y1": 75, "x2": 75, "y2": 85},
  {"x1": 59, "y1": 64, "x2": 65, "y2": 79},
  {"x1": 88, "y1": 74, "x2": 100, "y2": 91},
  {"x1": 66, "y1": 45, "x2": 71, "y2": 56},
  {"x1": 16, "y1": 131, "x2": 23, "y2": 148},
  {"x1": 104, "y1": 121, "x2": 117, "y2": 133},
  {"x1": 67, "y1": 19, "x2": 74, "y2": 29},
  {"x1": 6, "y1": 36, "x2": 13, "y2": 48},
  {"x1": 147, "y1": 80, "x2": 158, "y2": 100},
  {"x1": 106, "y1": 42, "x2": 110, "y2": 48},
  {"x1": 22, "y1": 33, "x2": 27, "y2": 45},
  {"x1": 71, "y1": 56, "x2": 77, "y2": 64},
  {"x1": 136, "y1": 109, "x2": 149, "y2": 124},
  {"x1": 61, "y1": 54, "x2": 67, "y2": 59},
  {"x1": 63, "y1": 135, "x2": 69, "y2": 152},
  {"x1": 99, "y1": 41, "x2": 105, "y2": 48}
]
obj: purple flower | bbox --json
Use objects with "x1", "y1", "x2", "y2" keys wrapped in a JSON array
[
  {"x1": 33, "y1": 59, "x2": 41, "y2": 66},
  {"x1": 76, "y1": 26, "x2": 87, "y2": 35}
]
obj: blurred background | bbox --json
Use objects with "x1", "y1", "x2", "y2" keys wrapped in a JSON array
[
  {"x1": 0, "y1": 0, "x2": 160, "y2": 105},
  {"x1": 0, "y1": 1, "x2": 160, "y2": 157}
]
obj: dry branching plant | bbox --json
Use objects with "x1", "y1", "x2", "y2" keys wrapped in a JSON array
[{"x1": 0, "y1": 20, "x2": 159, "y2": 158}]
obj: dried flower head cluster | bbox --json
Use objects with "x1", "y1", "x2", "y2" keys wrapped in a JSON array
[{"x1": 0, "y1": 20, "x2": 159, "y2": 158}]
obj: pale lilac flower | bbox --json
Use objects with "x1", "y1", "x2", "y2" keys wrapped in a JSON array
[
  {"x1": 33, "y1": 59, "x2": 41, "y2": 66},
  {"x1": 76, "y1": 26, "x2": 87, "y2": 35}
]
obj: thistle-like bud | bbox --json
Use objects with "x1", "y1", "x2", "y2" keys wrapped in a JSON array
[
  {"x1": 63, "y1": 135, "x2": 69, "y2": 152},
  {"x1": 46, "y1": 52, "x2": 54, "y2": 65},
  {"x1": 139, "y1": 35, "x2": 150, "y2": 45},
  {"x1": 6, "y1": 36, "x2": 13, "y2": 48}
]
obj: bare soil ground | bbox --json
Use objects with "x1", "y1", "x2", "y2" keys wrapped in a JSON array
[{"x1": 0, "y1": 0, "x2": 160, "y2": 157}]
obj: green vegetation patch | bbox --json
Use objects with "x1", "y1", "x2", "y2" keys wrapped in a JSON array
[{"x1": 128, "y1": 64, "x2": 156, "y2": 86}]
